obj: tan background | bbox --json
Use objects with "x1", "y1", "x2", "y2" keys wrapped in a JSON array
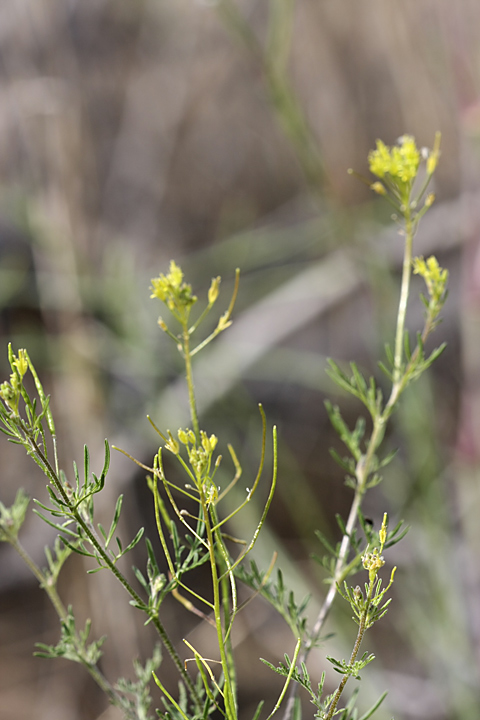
[{"x1": 0, "y1": 1, "x2": 479, "y2": 719}]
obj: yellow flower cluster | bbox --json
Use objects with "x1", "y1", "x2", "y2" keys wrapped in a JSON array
[
  {"x1": 412, "y1": 256, "x2": 449, "y2": 305},
  {"x1": 150, "y1": 260, "x2": 197, "y2": 315},
  {"x1": 368, "y1": 135, "x2": 420, "y2": 184},
  {"x1": 0, "y1": 349, "x2": 28, "y2": 415}
]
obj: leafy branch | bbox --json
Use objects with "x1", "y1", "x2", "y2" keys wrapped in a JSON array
[
  {"x1": 282, "y1": 134, "x2": 447, "y2": 720},
  {"x1": 0, "y1": 349, "x2": 202, "y2": 711}
]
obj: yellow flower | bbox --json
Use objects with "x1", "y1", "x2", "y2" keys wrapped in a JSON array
[
  {"x1": 150, "y1": 261, "x2": 197, "y2": 316},
  {"x1": 13, "y1": 349, "x2": 28, "y2": 378},
  {"x1": 150, "y1": 260, "x2": 183, "y2": 302},
  {"x1": 368, "y1": 135, "x2": 420, "y2": 184},
  {"x1": 368, "y1": 139, "x2": 392, "y2": 178}
]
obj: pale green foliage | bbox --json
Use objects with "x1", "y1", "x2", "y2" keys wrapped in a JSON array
[
  {"x1": 0, "y1": 488, "x2": 29, "y2": 542},
  {"x1": 35, "y1": 607, "x2": 107, "y2": 665}
]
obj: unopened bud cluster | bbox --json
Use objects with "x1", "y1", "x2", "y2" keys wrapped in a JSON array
[
  {"x1": 0, "y1": 348, "x2": 28, "y2": 415},
  {"x1": 165, "y1": 427, "x2": 219, "y2": 504},
  {"x1": 362, "y1": 548, "x2": 385, "y2": 583},
  {"x1": 412, "y1": 255, "x2": 449, "y2": 320}
]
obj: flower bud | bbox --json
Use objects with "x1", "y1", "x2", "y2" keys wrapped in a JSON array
[
  {"x1": 379, "y1": 513, "x2": 388, "y2": 548},
  {"x1": 165, "y1": 430, "x2": 180, "y2": 455},
  {"x1": 208, "y1": 276, "x2": 221, "y2": 305},
  {"x1": 424, "y1": 193, "x2": 435, "y2": 208},
  {"x1": 426, "y1": 131, "x2": 441, "y2": 175},
  {"x1": 178, "y1": 429, "x2": 190, "y2": 445},
  {"x1": 370, "y1": 181, "x2": 387, "y2": 196}
]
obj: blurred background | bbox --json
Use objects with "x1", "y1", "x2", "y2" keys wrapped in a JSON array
[{"x1": 0, "y1": 0, "x2": 479, "y2": 718}]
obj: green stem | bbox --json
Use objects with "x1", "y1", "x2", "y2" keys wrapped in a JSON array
[
  {"x1": 183, "y1": 322, "x2": 200, "y2": 441},
  {"x1": 203, "y1": 495, "x2": 237, "y2": 720},
  {"x1": 393, "y1": 213, "x2": 414, "y2": 386},
  {"x1": 323, "y1": 582, "x2": 375, "y2": 720},
  {"x1": 220, "y1": 546, "x2": 237, "y2": 700},
  {"x1": 10, "y1": 534, "x2": 67, "y2": 620}
]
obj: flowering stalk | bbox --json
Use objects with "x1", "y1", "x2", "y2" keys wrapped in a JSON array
[
  {"x1": 150, "y1": 261, "x2": 239, "y2": 443},
  {"x1": 323, "y1": 515, "x2": 396, "y2": 720}
]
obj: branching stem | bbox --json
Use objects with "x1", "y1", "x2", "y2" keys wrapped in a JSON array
[
  {"x1": 323, "y1": 582, "x2": 375, "y2": 720},
  {"x1": 5, "y1": 532, "x2": 123, "y2": 709},
  {"x1": 282, "y1": 215, "x2": 418, "y2": 720},
  {"x1": 25, "y1": 432, "x2": 202, "y2": 711}
]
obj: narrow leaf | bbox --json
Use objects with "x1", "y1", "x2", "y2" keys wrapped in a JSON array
[
  {"x1": 358, "y1": 691, "x2": 388, "y2": 720},
  {"x1": 121, "y1": 527, "x2": 145, "y2": 555},
  {"x1": 378, "y1": 361, "x2": 393, "y2": 381},
  {"x1": 84, "y1": 445, "x2": 90, "y2": 488},
  {"x1": 106, "y1": 495, "x2": 123, "y2": 547},
  {"x1": 350, "y1": 362, "x2": 368, "y2": 397}
]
